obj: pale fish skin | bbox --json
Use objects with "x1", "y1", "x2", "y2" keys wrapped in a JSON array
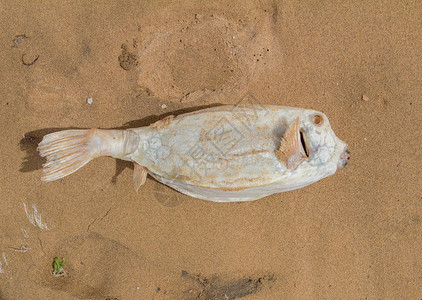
[{"x1": 38, "y1": 105, "x2": 349, "y2": 202}]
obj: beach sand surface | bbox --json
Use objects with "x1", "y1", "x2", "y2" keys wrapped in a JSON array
[{"x1": 0, "y1": 1, "x2": 421, "y2": 299}]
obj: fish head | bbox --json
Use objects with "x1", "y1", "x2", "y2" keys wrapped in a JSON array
[{"x1": 299, "y1": 110, "x2": 349, "y2": 171}]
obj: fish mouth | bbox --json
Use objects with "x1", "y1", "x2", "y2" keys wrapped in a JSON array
[
  {"x1": 299, "y1": 130, "x2": 310, "y2": 158},
  {"x1": 338, "y1": 148, "x2": 350, "y2": 168}
]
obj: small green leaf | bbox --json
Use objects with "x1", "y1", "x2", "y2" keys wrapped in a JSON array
[{"x1": 53, "y1": 257, "x2": 65, "y2": 274}]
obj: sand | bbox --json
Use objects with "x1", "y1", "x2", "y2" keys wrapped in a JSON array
[{"x1": 0, "y1": 0, "x2": 421, "y2": 299}]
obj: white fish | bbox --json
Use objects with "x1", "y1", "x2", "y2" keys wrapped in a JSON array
[{"x1": 38, "y1": 105, "x2": 349, "y2": 202}]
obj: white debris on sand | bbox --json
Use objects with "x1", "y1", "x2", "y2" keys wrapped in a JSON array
[
  {"x1": 9, "y1": 245, "x2": 30, "y2": 253},
  {"x1": 87, "y1": 97, "x2": 93, "y2": 104},
  {"x1": 21, "y1": 228, "x2": 29, "y2": 238},
  {"x1": 23, "y1": 203, "x2": 49, "y2": 230}
]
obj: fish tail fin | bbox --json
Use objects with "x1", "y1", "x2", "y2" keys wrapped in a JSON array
[{"x1": 37, "y1": 129, "x2": 100, "y2": 182}]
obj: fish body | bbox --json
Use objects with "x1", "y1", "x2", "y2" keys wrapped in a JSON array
[{"x1": 38, "y1": 105, "x2": 349, "y2": 202}]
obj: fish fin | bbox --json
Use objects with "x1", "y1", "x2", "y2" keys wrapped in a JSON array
[
  {"x1": 151, "y1": 115, "x2": 174, "y2": 129},
  {"x1": 133, "y1": 163, "x2": 147, "y2": 193},
  {"x1": 38, "y1": 129, "x2": 99, "y2": 182},
  {"x1": 275, "y1": 117, "x2": 307, "y2": 169}
]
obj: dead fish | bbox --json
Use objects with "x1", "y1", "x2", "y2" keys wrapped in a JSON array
[{"x1": 38, "y1": 105, "x2": 349, "y2": 202}]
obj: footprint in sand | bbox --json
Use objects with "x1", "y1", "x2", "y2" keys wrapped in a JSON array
[
  {"x1": 133, "y1": 11, "x2": 280, "y2": 103},
  {"x1": 27, "y1": 232, "x2": 157, "y2": 299}
]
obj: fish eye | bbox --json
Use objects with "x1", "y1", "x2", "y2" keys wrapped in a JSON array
[{"x1": 310, "y1": 114, "x2": 324, "y2": 126}]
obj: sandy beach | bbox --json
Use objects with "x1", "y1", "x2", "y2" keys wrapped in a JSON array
[{"x1": 0, "y1": 1, "x2": 421, "y2": 299}]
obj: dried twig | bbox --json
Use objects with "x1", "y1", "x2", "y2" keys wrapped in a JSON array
[{"x1": 21, "y1": 53, "x2": 39, "y2": 66}]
